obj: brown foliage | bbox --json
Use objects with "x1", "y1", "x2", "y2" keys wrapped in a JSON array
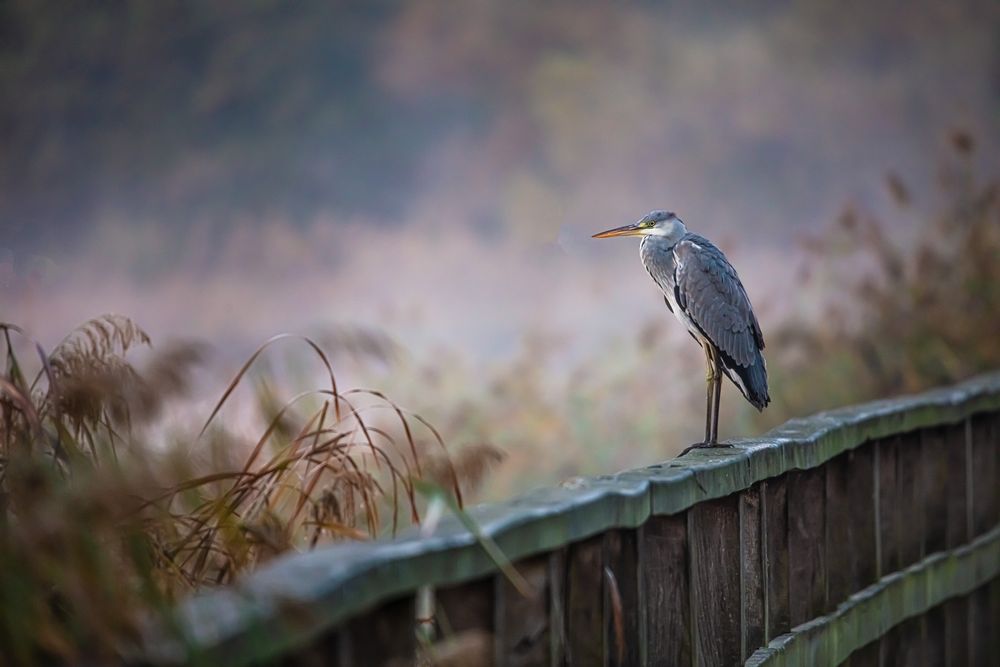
[
  {"x1": 766, "y1": 133, "x2": 1000, "y2": 418},
  {"x1": 0, "y1": 315, "x2": 489, "y2": 665}
]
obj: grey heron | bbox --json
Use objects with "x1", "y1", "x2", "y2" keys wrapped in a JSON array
[{"x1": 593, "y1": 210, "x2": 769, "y2": 450}]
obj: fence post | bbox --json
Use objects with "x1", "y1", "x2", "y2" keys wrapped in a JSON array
[
  {"x1": 787, "y1": 467, "x2": 827, "y2": 626},
  {"x1": 565, "y1": 535, "x2": 604, "y2": 664},
  {"x1": 640, "y1": 513, "x2": 691, "y2": 666},
  {"x1": 689, "y1": 494, "x2": 741, "y2": 666},
  {"x1": 763, "y1": 477, "x2": 790, "y2": 642},
  {"x1": 740, "y1": 484, "x2": 765, "y2": 662}
]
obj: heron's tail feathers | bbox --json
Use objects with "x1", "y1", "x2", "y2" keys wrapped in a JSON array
[{"x1": 720, "y1": 349, "x2": 770, "y2": 411}]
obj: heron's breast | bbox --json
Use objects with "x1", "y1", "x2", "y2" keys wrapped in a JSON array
[{"x1": 641, "y1": 241, "x2": 708, "y2": 344}]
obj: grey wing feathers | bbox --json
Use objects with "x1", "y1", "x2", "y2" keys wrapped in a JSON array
[{"x1": 673, "y1": 235, "x2": 764, "y2": 367}]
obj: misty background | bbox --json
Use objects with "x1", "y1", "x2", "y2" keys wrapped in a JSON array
[{"x1": 2, "y1": 1, "x2": 998, "y2": 494}]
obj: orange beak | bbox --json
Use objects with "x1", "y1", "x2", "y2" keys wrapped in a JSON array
[{"x1": 592, "y1": 223, "x2": 645, "y2": 239}]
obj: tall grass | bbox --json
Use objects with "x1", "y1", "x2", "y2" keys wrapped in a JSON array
[{"x1": 0, "y1": 315, "x2": 496, "y2": 665}]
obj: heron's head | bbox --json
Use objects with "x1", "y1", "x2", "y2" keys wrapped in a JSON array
[{"x1": 592, "y1": 210, "x2": 686, "y2": 242}]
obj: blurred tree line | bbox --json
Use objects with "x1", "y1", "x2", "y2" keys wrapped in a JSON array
[
  {"x1": 0, "y1": 0, "x2": 468, "y2": 252},
  {"x1": 2, "y1": 0, "x2": 995, "y2": 256}
]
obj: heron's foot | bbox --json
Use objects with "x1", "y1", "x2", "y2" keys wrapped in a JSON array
[{"x1": 677, "y1": 441, "x2": 734, "y2": 457}]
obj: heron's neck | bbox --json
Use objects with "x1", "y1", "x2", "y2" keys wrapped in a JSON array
[{"x1": 639, "y1": 226, "x2": 686, "y2": 253}]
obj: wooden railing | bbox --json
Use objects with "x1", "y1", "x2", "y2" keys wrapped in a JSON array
[{"x1": 147, "y1": 373, "x2": 1000, "y2": 666}]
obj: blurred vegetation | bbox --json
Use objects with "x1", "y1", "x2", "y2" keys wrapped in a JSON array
[
  {"x1": 764, "y1": 132, "x2": 1000, "y2": 419},
  {"x1": 0, "y1": 315, "x2": 495, "y2": 665},
  {"x1": 2, "y1": 1, "x2": 995, "y2": 255},
  {"x1": 386, "y1": 329, "x2": 707, "y2": 498}
]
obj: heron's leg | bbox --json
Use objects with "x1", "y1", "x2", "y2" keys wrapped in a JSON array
[
  {"x1": 703, "y1": 343, "x2": 716, "y2": 444},
  {"x1": 676, "y1": 344, "x2": 731, "y2": 457},
  {"x1": 709, "y1": 346, "x2": 723, "y2": 445}
]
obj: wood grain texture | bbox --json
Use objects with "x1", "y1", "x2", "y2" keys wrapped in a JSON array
[
  {"x1": 876, "y1": 437, "x2": 901, "y2": 578},
  {"x1": 878, "y1": 433, "x2": 927, "y2": 667},
  {"x1": 343, "y1": 596, "x2": 415, "y2": 667},
  {"x1": 944, "y1": 423, "x2": 971, "y2": 667},
  {"x1": 565, "y1": 535, "x2": 604, "y2": 666},
  {"x1": 787, "y1": 467, "x2": 826, "y2": 625},
  {"x1": 431, "y1": 578, "x2": 494, "y2": 667},
  {"x1": 878, "y1": 626, "x2": 902, "y2": 667},
  {"x1": 825, "y1": 445, "x2": 877, "y2": 609},
  {"x1": 763, "y1": 477, "x2": 790, "y2": 641},
  {"x1": 922, "y1": 604, "x2": 947, "y2": 667},
  {"x1": 895, "y1": 616, "x2": 925, "y2": 667},
  {"x1": 640, "y1": 513, "x2": 691, "y2": 666},
  {"x1": 969, "y1": 578, "x2": 998, "y2": 667},
  {"x1": 944, "y1": 596, "x2": 970, "y2": 667},
  {"x1": 435, "y1": 578, "x2": 494, "y2": 637},
  {"x1": 844, "y1": 639, "x2": 879, "y2": 667},
  {"x1": 970, "y1": 414, "x2": 999, "y2": 538},
  {"x1": 921, "y1": 427, "x2": 950, "y2": 555},
  {"x1": 689, "y1": 494, "x2": 741, "y2": 667},
  {"x1": 603, "y1": 529, "x2": 640, "y2": 667},
  {"x1": 746, "y1": 525, "x2": 1000, "y2": 667},
  {"x1": 921, "y1": 428, "x2": 950, "y2": 665},
  {"x1": 741, "y1": 485, "x2": 765, "y2": 661},
  {"x1": 495, "y1": 556, "x2": 550, "y2": 667},
  {"x1": 548, "y1": 549, "x2": 567, "y2": 667},
  {"x1": 945, "y1": 423, "x2": 970, "y2": 549},
  {"x1": 897, "y1": 431, "x2": 926, "y2": 568},
  {"x1": 279, "y1": 632, "x2": 342, "y2": 667}
]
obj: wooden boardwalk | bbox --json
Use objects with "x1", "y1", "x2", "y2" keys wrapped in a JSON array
[{"x1": 147, "y1": 373, "x2": 1000, "y2": 666}]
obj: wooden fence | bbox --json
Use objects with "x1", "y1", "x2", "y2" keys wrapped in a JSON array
[{"x1": 147, "y1": 373, "x2": 1000, "y2": 666}]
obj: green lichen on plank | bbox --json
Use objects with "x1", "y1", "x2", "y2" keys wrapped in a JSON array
[
  {"x1": 146, "y1": 372, "x2": 1000, "y2": 666},
  {"x1": 746, "y1": 525, "x2": 1000, "y2": 666}
]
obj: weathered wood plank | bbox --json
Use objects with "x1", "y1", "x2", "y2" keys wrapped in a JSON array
[
  {"x1": 278, "y1": 632, "x2": 342, "y2": 667},
  {"x1": 565, "y1": 535, "x2": 604, "y2": 665},
  {"x1": 825, "y1": 452, "x2": 851, "y2": 610},
  {"x1": 548, "y1": 549, "x2": 567, "y2": 666},
  {"x1": 943, "y1": 596, "x2": 969, "y2": 667},
  {"x1": 431, "y1": 578, "x2": 494, "y2": 667},
  {"x1": 746, "y1": 526, "x2": 1000, "y2": 667},
  {"x1": 689, "y1": 494, "x2": 741, "y2": 667},
  {"x1": 826, "y1": 444, "x2": 878, "y2": 609},
  {"x1": 879, "y1": 433, "x2": 927, "y2": 667},
  {"x1": 763, "y1": 477, "x2": 790, "y2": 641},
  {"x1": 741, "y1": 484, "x2": 765, "y2": 661},
  {"x1": 921, "y1": 427, "x2": 950, "y2": 555},
  {"x1": 787, "y1": 467, "x2": 826, "y2": 625},
  {"x1": 895, "y1": 616, "x2": 925, "y2": 667},
  {"x1": 921, "y1": 428, "x2": 950, "y2": 666},
  {"x1": 343, "y1": 595, "x2": 415, "y2": 667},
  {"x1": 603, "y1": 529, "x2": 640, "y2": 667},
  {"x1": 495, "y1": 556, "x2": 550, "y2": 667},
  {"x1": 845, "y1": 639, "x2": 879, "y2": 667},
  {"x1": 877, "y1": 437, "x2": 900, "y2": 578},
  {"x1": 878, "y1": 627, "x2": 902, "y2": 667},
  {"x1": 922, "y1": 604, "x2": 947, "y2": 667},
  {"x1": 944, "y1": 422, "x2": 972, "y2": 667},
  {"x1": 969, "y1": 579, "x2": 997, "y2": 667},
  {"x1": 896, "y1": 431, "x2": 926, "y2": 568},
  {"x1": 945, "y1": 422, "x2": 970, "y2": 549},
  {"x1": 640, "y1": 513, "x2": 691, "y2": 666},
  {"x1": 436, "y1": 578, "x2": 493, "y2": 637},
  {"x1": 970, "y1": 414, "x2": 999, "y2": 538}
]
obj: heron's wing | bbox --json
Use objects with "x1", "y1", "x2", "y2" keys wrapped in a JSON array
[{"x1": 673, "y1": 235, "x2": 764, "y2": 367}]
